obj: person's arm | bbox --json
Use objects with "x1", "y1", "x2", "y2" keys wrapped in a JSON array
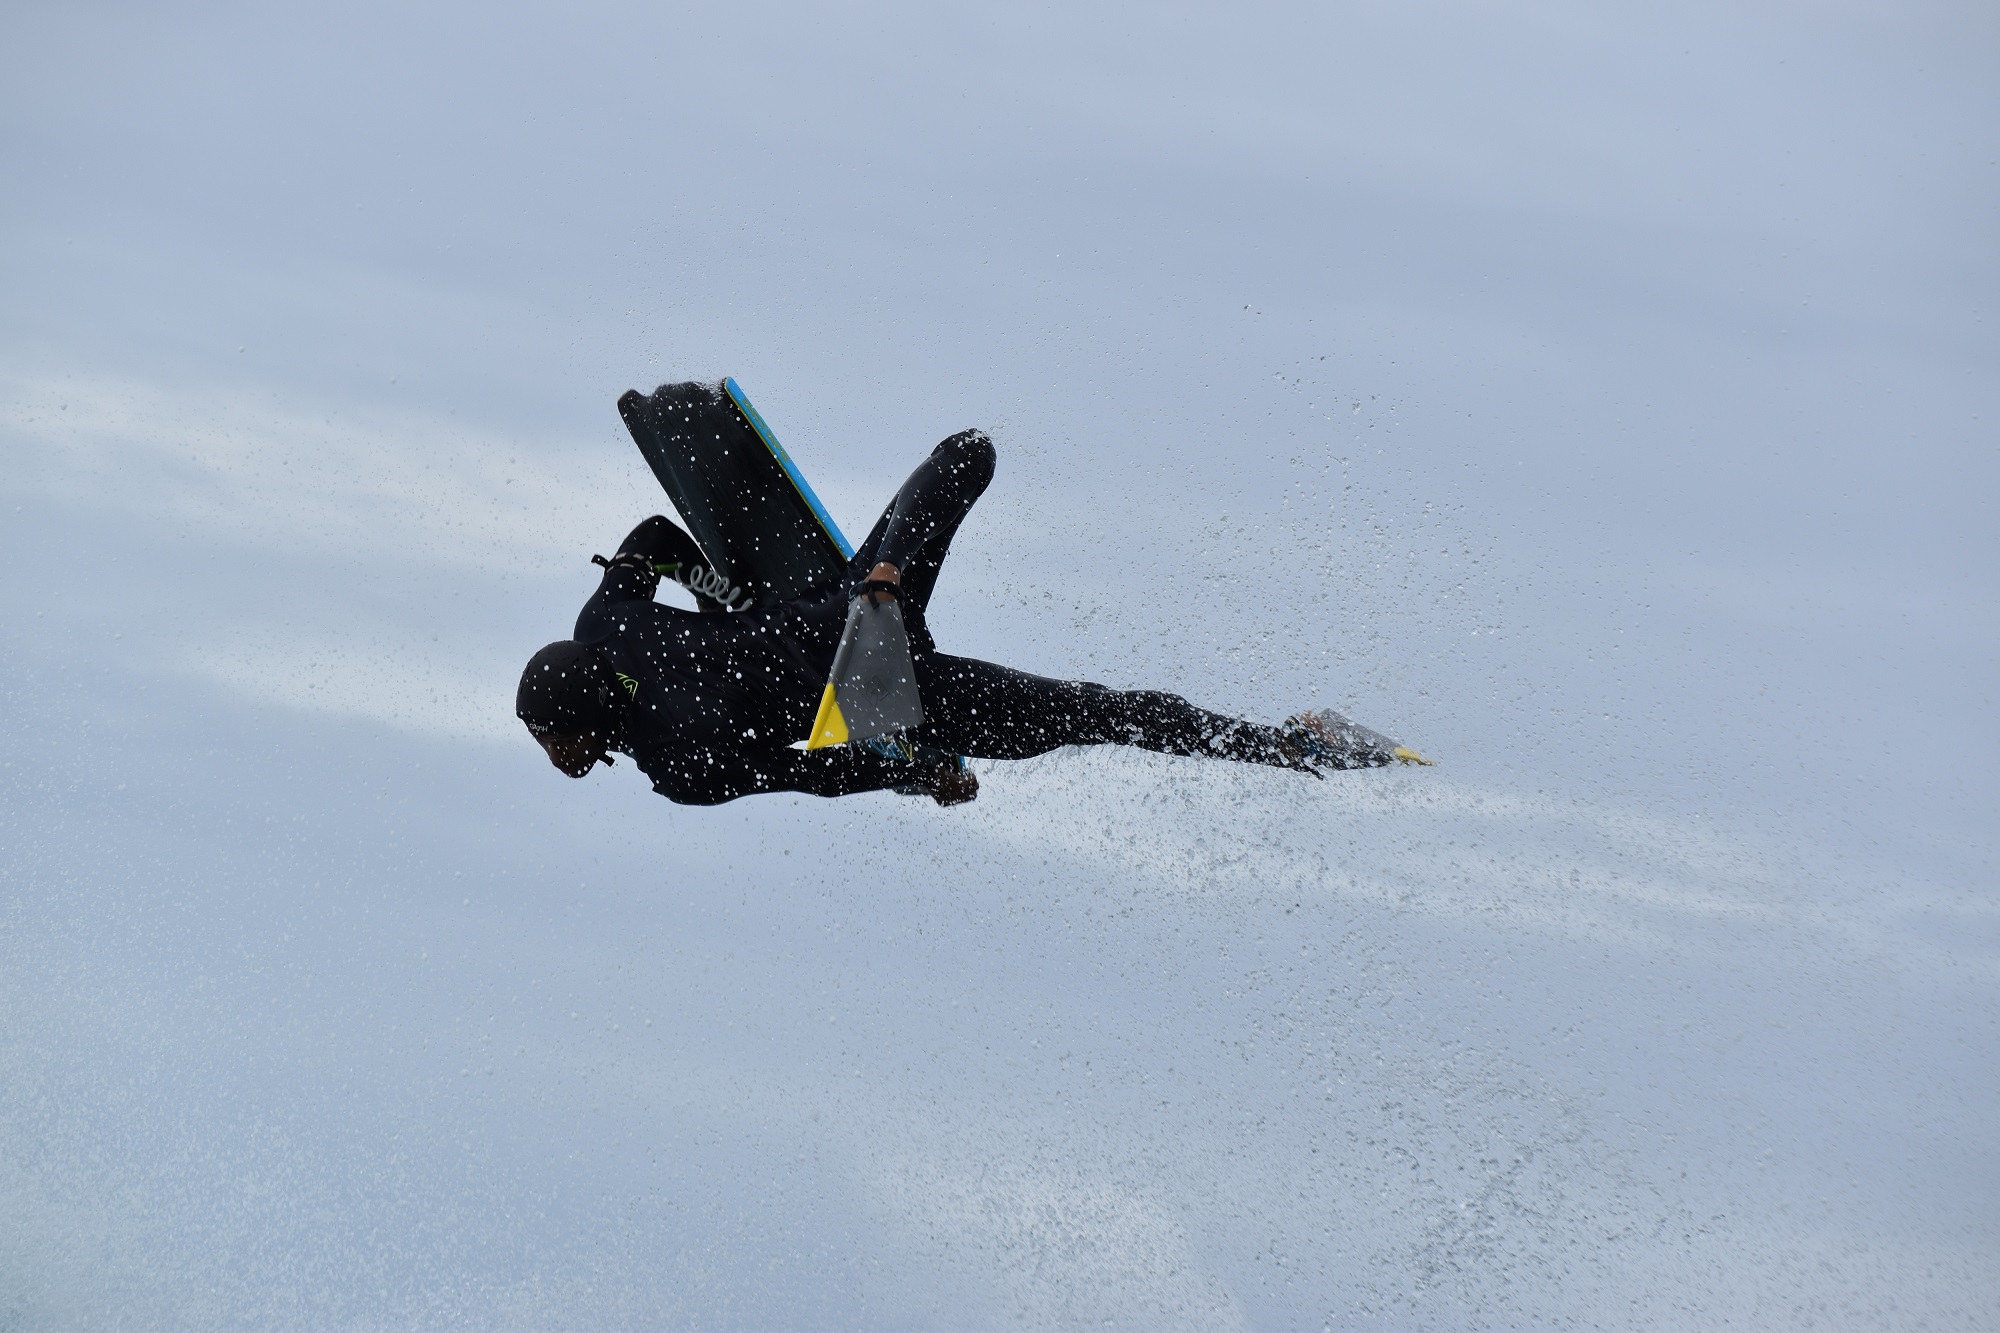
[
  {"x1": 596, "y1": 516, "x2": 746, "y2": 611},
  {"x1": 642, "y1": 742, "x2": 968, "y2": 806}
]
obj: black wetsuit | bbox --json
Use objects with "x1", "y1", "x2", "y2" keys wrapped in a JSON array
[{"x1": 574, "y1": 431, "x2": 1311, "y2": 805}]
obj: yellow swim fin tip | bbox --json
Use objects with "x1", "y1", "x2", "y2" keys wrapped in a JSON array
[
  {"x1": 805, "y1": 684, "x2": 849, "y2": 749},
  {"x1": 1392, "y1": 746, "x2": 1435, "y2": 766}
]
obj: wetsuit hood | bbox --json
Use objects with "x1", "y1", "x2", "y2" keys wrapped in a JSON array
[{"x1": 516, "y1": 640, "x2": 624, "y2": 737}]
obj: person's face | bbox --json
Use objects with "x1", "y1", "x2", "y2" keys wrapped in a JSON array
[{"x1": 535, "y1": 729, "x2": 607, "y2": 778}]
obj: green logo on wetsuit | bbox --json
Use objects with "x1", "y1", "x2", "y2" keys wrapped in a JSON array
[{"x1": 615, "y1": 672, "x2": 639, "y2": 700}]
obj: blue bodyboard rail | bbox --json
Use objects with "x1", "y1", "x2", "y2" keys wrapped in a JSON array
[{"x1": 723, "y1": 378, "x2": 854, "y2": 559}]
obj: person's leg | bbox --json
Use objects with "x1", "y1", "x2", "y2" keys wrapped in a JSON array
[
  {"x1": 911, "y1": 653, "x2": 1314, "y2": 771},
  {"x1": 846, "y1": 431, "x2": 995, "y2": 648}
]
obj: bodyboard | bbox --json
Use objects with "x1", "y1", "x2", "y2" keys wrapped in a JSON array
[
  {"x1": 617, "y1": 378, "x2": 853, "y2": 606},
  {"x1": 805, "y1": 595, "x2": 924, "y2": 748}
]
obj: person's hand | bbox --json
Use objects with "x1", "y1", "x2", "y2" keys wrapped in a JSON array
[
  {"x1": 864, "y1": 561, "x2": 901, "y2": 605},
  {"x1": 928, "y1": 761, "x2": 978, "y2": 807}
]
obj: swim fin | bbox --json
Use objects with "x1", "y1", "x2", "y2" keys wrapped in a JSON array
[{"x1": 805, "y1": 594, "x2": 924, "y2": 749}]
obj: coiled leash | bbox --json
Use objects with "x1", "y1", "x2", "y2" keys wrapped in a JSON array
[{"x1": 593, "y1": 552, "x2": 748, "y2": 609}]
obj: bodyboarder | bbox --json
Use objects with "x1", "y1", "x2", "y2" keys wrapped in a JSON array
[{"x1": 516, "y1": 429, "x2": 1429, "y2": 806}]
